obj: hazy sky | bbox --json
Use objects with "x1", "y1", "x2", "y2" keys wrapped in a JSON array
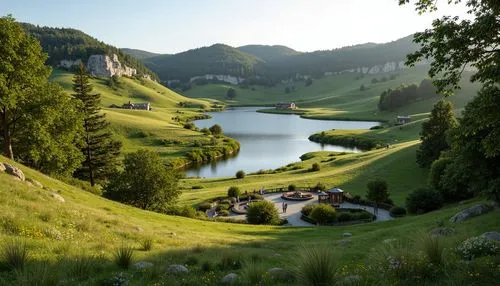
[{"x1": 1, "y1": 0, "x2": 469, "y2": 54}]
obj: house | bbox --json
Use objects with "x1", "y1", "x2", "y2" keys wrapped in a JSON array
[
  {"x1": 122, "y1": 101, "x2": 151, "y2": 111},
  {"x1": 275, "y1": 102, "x2": 297, "y2": 110},
  {"x1": 396, "y1": 115, "x2": 411, "y2": 125}
]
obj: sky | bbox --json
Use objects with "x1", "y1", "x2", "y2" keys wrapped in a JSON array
[{"x1": 1, "y1": 0, "x2": 470, "y2": 54}]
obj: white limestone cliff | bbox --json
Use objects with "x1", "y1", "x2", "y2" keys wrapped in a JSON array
[
  {"x1": 189, "y1": 74, "x2": 244, "y2": 85},
  {"x1": 86, "y1": 54, "x2": 137, "y2": 77}
]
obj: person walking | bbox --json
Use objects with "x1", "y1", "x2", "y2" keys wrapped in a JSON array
[{"x1": 284, "y1": 203, "x2": 288, "y2": 213}]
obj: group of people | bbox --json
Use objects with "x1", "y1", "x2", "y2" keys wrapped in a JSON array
[{"x1": 281, "y1": 202, "x2": 288, "y2": 213}]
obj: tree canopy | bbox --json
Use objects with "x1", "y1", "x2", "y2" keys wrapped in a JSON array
[{"x1": 366, "y1": 179, "x2": 390, "y2": 205}]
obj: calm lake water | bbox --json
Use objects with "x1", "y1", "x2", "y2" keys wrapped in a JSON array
[{"x1": 186, "y1": 107, "x2": 379, "y2": 178}]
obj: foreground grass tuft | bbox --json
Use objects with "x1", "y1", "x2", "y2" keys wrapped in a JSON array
[
  {"x1": 296, "y1": 247, "x2": 338, "y2": 286},
  {"x1": 420, "y1": 233, "x2": 444, "y2": 265},
  {"x1": 114, "y1": 245, "x2": 134, "y2": 269},
  {"x1": 2, "y1": 239, "x2": 29, "y2": 270},
  {"x1": 141, "y1": 237, "x2": 154, "y2": 251}
]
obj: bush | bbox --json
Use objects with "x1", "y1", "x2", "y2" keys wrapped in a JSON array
[
  {"x1": 389, "y1": 206, "x2": 407, "y2": 217},
  {"x1": 311, "y1": 163, "x2": 320, "y2": 171},
  {"x1": 406, "y1": 188, "x2": 443, "y2": 214},
  {"x1": 246, "y1": 201, "x2": 280, "y2": 225},
  {"x1": 235, "y1": 170, "x2": 245, "y2": 179},
  {"x1": 337, "y1": 212, "x2": 352, "y2": 222},
  {"x1": 1, "y1": 240, "x2": 29, "y2": 270},
  {"x1": 301, "y1": 204, "x2": 315, "y2": 216},
  {"x1": 197, "y1": 202, "x2": 212, "y2": 212},
  {"x1": 219, "y1": 210, "x2": 230, "y2": 216},
  {"x1": 456, "y1": 236, "x2": 499, "y2": 260},
  {"x1": 296, "y1": 247, "x2": 337, "y2": 286},
  {"x1": 191, "y1": 185, "x2": 204, "y2": 189},
  {"x1": 314, "y1": 182, "x2": 326, "y2": 191},
  {"x1": 114, "y1": 245, "x2": 134, "y2": 269},
  {"x1": 227, "y1": 186, "x2": 241, "y2": 198},
  {"x1": 288, "y1": 184, "x2": 296, "y2": 191},
  {"x1": 183, "y1": 122, "x2": 195, "y2": 130},
  {"x1": 310, "y1": 204, "x2": 336, "y2": 225}
]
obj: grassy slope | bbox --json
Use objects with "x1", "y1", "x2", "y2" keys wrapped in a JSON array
[
  {"x1": 50, "y1": 69, "x2": 219, "y2": 162},
  {"x1": 1, "y1": 154, "x2": 498, "y2": 283},
  {"x1": 184, "y1": 67, "x2": 479, "y2": 121}
]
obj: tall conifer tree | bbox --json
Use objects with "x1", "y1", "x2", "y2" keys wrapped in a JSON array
[{"x1": 72, "y1": 64, "x2": 121, "y2": 186}]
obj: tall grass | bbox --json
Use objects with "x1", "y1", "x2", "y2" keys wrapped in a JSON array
[
  {"x1": 14, "y1": 263, "x2": 59, "y2": 286},
  {"x1": 420, "y1": 233, "x2": 444, "y2": 265},
  {"x1": 141, "y1": 237, "x2": 153, "y2": 251},
  {"x1": 1, "y1": 240, "x2": 29, "y2": 270},
  {"x1": 241, "y1": 260, "x2": 266, "y2": 285},
  {"x1": 296, "y1": 247, "x2": 338, "y2": 286},
  {"x1": 114, "y1": 245, "x2": 134, "y2": 269}
]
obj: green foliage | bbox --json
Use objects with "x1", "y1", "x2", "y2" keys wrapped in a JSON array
[
  {"x1": 141, "y1": 237, "x2": 153, "y2": 251},
  {"x1": 389, "y1": 206, "x2": 407, "y2": 217},
  {"x1": 301, "y1": 204, "x2": 315, "y2": 217},
  {"x1": 406, "y1": 187, "x2": 443, "y2": 214},
  {"x1": 72, "y1": 64, "x2": 121, "y2": 186},
  {"x1": 420, "y1": 233, "x2": 444, "y2": 265},
  {"x1": 227, "y1": 186, "x2": 241, "y2": 198},
  {"x1": 456, "y1": 236, "x2": 499, "y2": 260},
  {"x1": 104, "y1": 150, "x2": 181, "y2": 211},
  {"x1": 1, "y1": 240, "x2": 29, "y2": 270},
  {"x1": 209, "y1": 124, "x2": 223, "y2": 136},
  {"x1": 226, "y1": 87, "x2": 237, "y2": 99},
  {"x1": 311, "y1": 163, "x2": 320, "y2": 171},
  {"x1": 241, "y1": 260, "x2": 266, "y2": 285},
  {"x1": 378, "y1": 79, "x2": 437, "y2": 111},
  {"x1": 288, "y1": 184, "x2": 296, "y2": 191},
  {"x1": 310, "y1": 204, "x2": 336, "y2": 225},
  {"x1": 296, "y1": 247, "x2": 338, "y2": 286},
  {"x1": 235, "y1": 170, "x2": 245, "y2": 179},
  {"x1": 428, "y1": 157, "x2": 466, "y2": 202},
  {"x1": 246, "y1": 200, "x2": 280, "y2": 225},
  {"x1": 416, "y1": 100, "x2": 457, "y2": 167},
  {"x1": 314, "y1": 182, "x2": 326, "y2": 191},
  {"x1": 0, "y1": 15, "x2": 51, "y2": 160},
  {"x1": 309, "y1": 133, "x2": 382, "y2": 150},
  {"x1": 197, "y1": 202, "x2": 212, "y2": 212},
  {"x1": 366, "y1": 179, "x2": 390, "y2": 205},
  {"x1": 114, "y1": 245, "x2": 134, "y2": 269}
]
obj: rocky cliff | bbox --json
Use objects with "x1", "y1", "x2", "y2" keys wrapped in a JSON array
[{"x1": 86, "y1": 54, "x2": 137, "y2": 77}]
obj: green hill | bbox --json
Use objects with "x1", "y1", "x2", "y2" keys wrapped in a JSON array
[
  {"x1": 121, "y1": 48, "x2": 161, "y2": 60},
  {"x1": 237, "y1": 44, "x2": 301, "y2": 61},
  {"x1": 22, "y1": 23, "x2": 158, "y2": 80},
  {"x1": 143, "y1": 44, "x2": 262, "y2": 81}
]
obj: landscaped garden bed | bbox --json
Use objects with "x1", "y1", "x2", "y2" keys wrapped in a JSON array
[{"x1": 301, "y1": 204, "x2": 375, "y2": 226}]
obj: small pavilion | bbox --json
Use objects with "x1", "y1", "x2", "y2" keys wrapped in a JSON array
[
  {"x1": 318, "y1": 191, "x2": 329, "y2": 204},
  {"x1": 326, "y1": 187, "x2": 344, "y2": 207}
]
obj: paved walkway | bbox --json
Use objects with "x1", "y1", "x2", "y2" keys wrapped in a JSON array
[{"x1": 229, "y1": 192, "x2": 393, "y2": 227}]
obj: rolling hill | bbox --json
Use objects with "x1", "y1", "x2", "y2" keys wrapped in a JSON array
[
  {"x1": 121, "y1": 48, "x2": 161, "y2": 60},
  {"x1": 237, "y1": 44, "x2": 301, "y2": 61}
]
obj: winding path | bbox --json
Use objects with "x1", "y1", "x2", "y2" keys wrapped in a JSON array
[{"x1": 229, "y1": 192, "x2": 393, "y2": 226}]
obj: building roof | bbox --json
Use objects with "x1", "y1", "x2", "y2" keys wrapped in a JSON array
[
  {"x1": 327, "y1": 187, "x2": 343, "y2": 193},
  {"x1": 318, "y1": 191, "x2": 328, "y2": 196}
]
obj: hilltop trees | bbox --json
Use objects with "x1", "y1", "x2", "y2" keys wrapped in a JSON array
[
  {"x1": 104, "y1": 150, "x2": 181, "y2": 211},
  {"x1": 378, "y1": 79, "x2": 437, "y2": 111},
  {"x1": 72, "y1": 64, "x2": 121, "y2": 186},
  {"x1": 416, "y1": 100, "x2": 457, "y2": 167}
]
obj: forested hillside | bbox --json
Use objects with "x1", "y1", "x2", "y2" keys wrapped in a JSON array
[
  {"x1": 22, "y1": 23, "x2": 159, "y2": 80},
  {"x1": 121, "y1": 48, "x2": 161, "y2": 60}
]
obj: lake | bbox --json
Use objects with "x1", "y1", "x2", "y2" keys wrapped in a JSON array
[{"x1": 186, "y1": 107, "x2": 379, "y2": 178}]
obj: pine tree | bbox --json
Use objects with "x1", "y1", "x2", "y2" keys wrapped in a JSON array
[
  {"x1": 416, "y1": 100, "x2": 457, "y2": 168},
  {"x1": 72, "y1": 64, "x2": 121, "y2": 186}
]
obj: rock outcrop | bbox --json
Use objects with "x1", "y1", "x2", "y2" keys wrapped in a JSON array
[
  {"x1": 449, "y1": 203, "x2": 494, "y2": 223},
  {"x1": 189, "y1": 74, "x2": 243, "y2": 85},
  {"x1": 58, "y1": 59, "x2": 82, "y2": 69},
  {"x1": 481, "y1": 231, "x2": 500, "y2": 241},
  {"x1": 221, "y1": 273, "x2": 238, "y2": 284},
  {"x1": 2, "y1": 163, "x2": 25, "y2": 181},
  {"x1": 167, "y1": 264, "x2": 189, "y2": 274},
  {"x1": 86, "y1": 54, "x2": 137, "y2": 77}
]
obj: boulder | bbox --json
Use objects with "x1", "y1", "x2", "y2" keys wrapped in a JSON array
[
  {"x1": 481, "y1": 231, "x2": 500, "y2": 241},
  {"x1": 167, "y1": 264, "x2": 188, "y2": 274},
  {"x1": 0, "y1": 162, "x2": 6, "y2": 172},
  {"x1": 449, "y1": 203, "x2": 493, "y2": 223},
  {"x1": 50, "y1": 193, "x2": 65, "y2": 203},
  {"x1": 26, "y1": 178, "x2": 43, "y2": 188},
  {"x1": 430, "y1": 227, "x2": 455, "y2": 237},
  {"x1": 221, "y1": 273, "x2": 238, "y2": 284},
  {"x1": 134, "y1": 261, "x2": 154, "y2": 270},
  {"x1": 3, "y1": 163, "x2": 25, "y2": 181},
  {"x1": 343, "y1": 232, "x2": 352, "y2": 237}
]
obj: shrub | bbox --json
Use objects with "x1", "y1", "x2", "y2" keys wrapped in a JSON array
[
  {"x1": 301, "y1": 204, "x2": 315, "y2": 216},
  {"x1": 406, "y1": 188, "x2": 443, "y2": 214},
  {"x1": 288, "y1": 184, "x2": 296, "y2": 191},
  {"x1": 141, "y1": 237, "x2": 153, "y2": 251},
  {"x1": 337, "y1": 212, "x2": 352, "y2": 222},
  {"x1": 311, "y1": 163, "x2": 320, "y2": 171},
  {"x1": 246, "y1": 201, "x2": 280, "y2": 225},
  {"x1": 389, "y1": 206, "x2": 407, "y2": 217},
  {"x1": 227, "y1": 186, "x2": 241, "y2": 198},
  {"x1": 456, "y1": 236, "x2": 499, "y2": 260},
  {"x1": 296, "y1": 247, "x2": 337, "y2": 286},
  {"x1": 314, "y1": 182, "x2": 326, "y2": 191},
  {"x1": 191, "y1": 185, "x2": 204, "y2": 189},
  {"x1": 1, "y1": 240, "x2": 29, "y2": 270},
  {"x1": 310, "y1": 204, "x2": 336, "y2": 225},
  {"x1": 235, "y1": 170, "x2": 246, "y2": 179},
  {"x1": 114, "y1": 245, "x2": 134, "y2": 269},
  {"x1": 183, "y1": 122, "x2": 195, "y2": 130},
  {"x1": 219, "y1": 210, "x2": 230, "y2": 216},
  {"x1": 197, "y1": 202, "x2": 212, "y2": 212}
]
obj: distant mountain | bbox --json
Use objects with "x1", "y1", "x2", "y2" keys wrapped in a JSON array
[
  {"x1": 139, "y1": 35, "x2": 419, "y2": 83},
  {"x1": 142, "y1": 44, "x2": 262, "y2": 81},
  {"x1": 121, "y1": 48, "x2": 161, "y2": 60},
  {"x1": 22, "y1": 23, "x2": 158, "y2": 80},
  {"x1": 237, "y1": 45, "x2": 301, "y2": 61}
]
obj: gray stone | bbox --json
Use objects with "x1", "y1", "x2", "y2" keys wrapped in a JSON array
[
  {"x1": 50, "y1": 193, "x2": 65, "y2": 203},
  {"x1": 26, "y1": 178, "x2": 43, "y2": 188},
  {"x1": 449, "y1": 203, "x2": 493, "y2": 223},
  {"x1": 221, "y1": 273, "x2": 238, "y2": 284},
  {"x1": 167, "y1": 264, "x2": 188, "y2": 274},
  {"x1": 481, "y1": 231, "x2": 500, "y2": 241},
  {"x1": 430, "y1": 227, "x2": 455, "y2": 237},
  {"x1": 343, "y1": 232, "x2": 352, "y2": 237},
  {"x1": 86, "y1": 54, "x2": 137, "y2": 77},
  {"x1": 0, "y1": 162, "x2": 6, "y2": 172},
  {"x1": 3, "y1": 163, "x2": 25, "y2": 181},
  {"x1": 134, "y1": 261, "x2": 154, "y2": 270}
]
